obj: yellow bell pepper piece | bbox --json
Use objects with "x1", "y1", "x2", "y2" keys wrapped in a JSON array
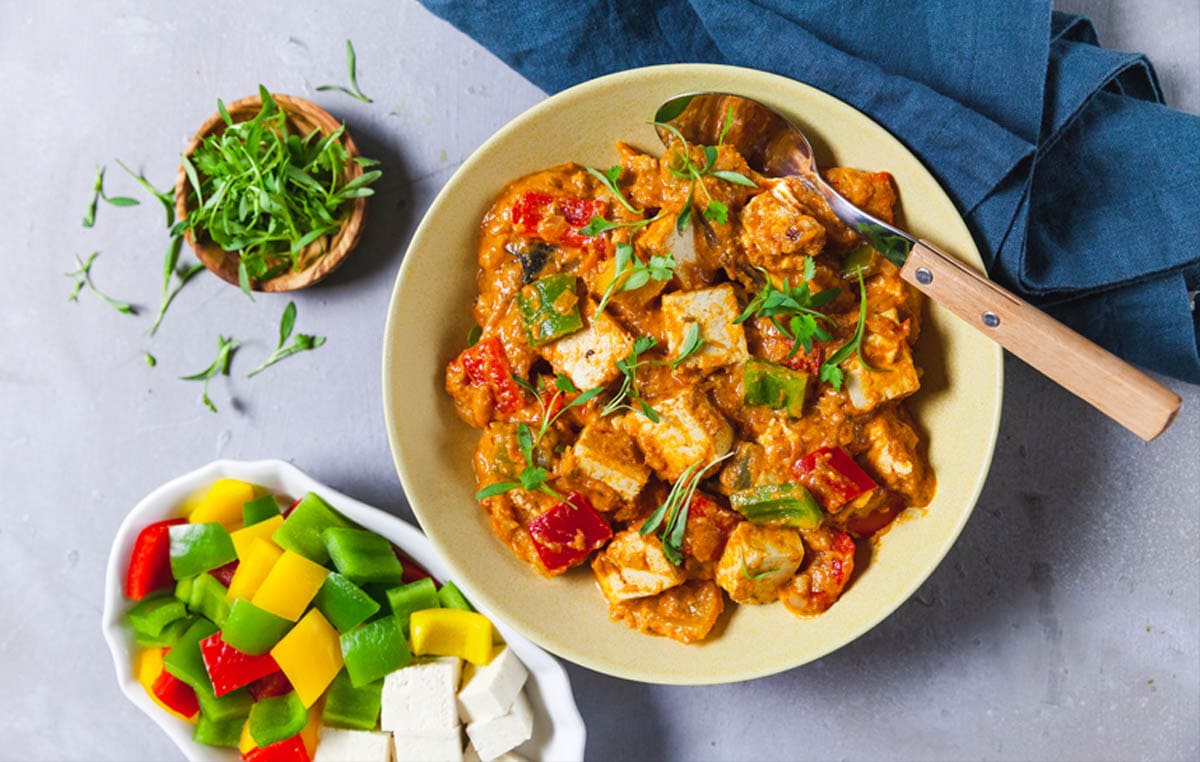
[
  {"x1": 271, "y1": 609, "x2": 343, "y2": 707},
  {"x1": 300, "y1": 697, "x2": 324, "y2": 757},
  {"x1": 226, "y1": 538, "x2": 283, "y2": 602},
  {"x1": 189, "y1": 478, "x2": 257, "y2": 529},
  {"x1": 230, "y1": 515, "x2": 284, "y2": 560},
  {"x1": 409, "y1": 609, "x2": 495, "y2": 666},
  {"x1": 251, "y1": 550, "x2": 329, "y2": 621},
  {"x1": 134, "y1": 647, "x2": 196, "y2": 723},
  {"x1": 239, "y1": 720, "x2": 256, "y2": 755}
]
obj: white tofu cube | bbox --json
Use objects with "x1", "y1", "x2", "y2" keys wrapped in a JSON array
[
  {"x1": 314, "y1": 728, "x2": 394, "y2": 762},
  {"x1": 621, "y1": 388, "x2": 733, "y2": 481},
  {"x1": 563, "y1": 423, "x2": 650, "y2": 501},
  {"x1": 465, "y1": 692, "x2": 534, "y2": 761},
  {"x1": 464, "y1": 744, "x2": 529, "y2": 762},
  {"x1": 542, "y1": 309, "x2": 633, "y2": 389},
  {"x1": 457, "y1": 646, "x2": 529, "y2": 724},
  {"x1": 662, "y1": 284, "x2": 748, "y2": 371},
  {"x1": 392, "y1": 732, "x2": 464, "y2": 762},
  {"x1": 381, "y1": 657, "x2": 462, "y2": 734},
  {"x1": 591, "y1": 529, "x2": 687, "y2": 604}
]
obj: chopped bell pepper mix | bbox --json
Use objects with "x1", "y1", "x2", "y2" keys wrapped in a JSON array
[
  {"x1": 450, "y1": 335, "x2": 526, "y2": 415},
  {"x1": 136, "y1": 647, "x2": 198, "y2": 722},
  {"x1": 271, "y1": 492, "x2": 354, "y2": 564},
  {"x1": 321, "y1": 669, "x2": 381, "y2": 730},
  {"x1": 190, "y1": 478, "x2": 258, "y2": 528},
  {"x1": 386, "y1": 577, "x2": 440, "y2": 636},
  {"x1": 243, "y1": 495, "x2": 283, "y2": 526},
  {"x1": 321, "y1": 527, "x2": 405, "y2": 586},
  {"x1": 313, "y1": 573, "x2": 380, "y2": 632},
  {"x1": 339, "y1": 617, "x2": 412, "y2": 687},
  {"x1": 222, "y1": 599, "x2": 293, "y2": 655},
  {"x1": 125, "y1": 518, "x2": 186, "y2": 600},
  {"x1": 437, "y1": 580, "x2": 474, "y2": 612},
  {"x1": 516, "y1": 273, "x2": 584, "y2": 346},
  {"x1": 743, "y1": 358, "x2": 809, "y2": 418},
  {"x1": 193, "y1": 713, "x2": 244, "y2": 748},
  {"x1": 151, "y1": 666, "x2": 200, "y2": 720},
  {"x1": 227, "y1": 537, "x2": 283, "y2": 602},
  {"x1": 231, "y1": 515, "x2": 285, "y2": 561},
  {"x1": 199, "y1": 631, "x2": 282, "y2": 697},
  {"x1": 249, "y1": 691, "x2": 308, "y2": 748}
]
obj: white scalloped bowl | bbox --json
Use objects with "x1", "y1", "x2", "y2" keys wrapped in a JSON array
[{"x1": 101, "y1": 459, "x2": 586, "y2": 762}]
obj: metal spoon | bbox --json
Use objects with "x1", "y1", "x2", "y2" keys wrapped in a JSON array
[{"x1": 654, "y1": 92, "x2": 1180, "y2": 441}]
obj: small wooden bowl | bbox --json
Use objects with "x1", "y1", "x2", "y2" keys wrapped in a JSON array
[{"x1": 174, "y1": 93, "x2": 368, "y2": 292}]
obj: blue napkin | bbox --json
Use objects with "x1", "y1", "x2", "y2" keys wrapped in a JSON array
[{"x1": 421, "y1": 0, "x2": 1200, "y2": 384}]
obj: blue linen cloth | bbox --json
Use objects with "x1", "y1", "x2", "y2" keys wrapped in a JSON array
[{"x1": 421, "y1": 0, "x2": 1200, "y2": 383}]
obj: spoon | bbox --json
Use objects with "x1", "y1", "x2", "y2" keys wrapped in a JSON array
[{"x1": 654, "y1": 92, "x2": 1180, "y2": 441}]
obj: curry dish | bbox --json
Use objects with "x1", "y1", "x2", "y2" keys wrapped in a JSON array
[{"x1": 445, "y1": 132, "x2": 935, "y2": 644}]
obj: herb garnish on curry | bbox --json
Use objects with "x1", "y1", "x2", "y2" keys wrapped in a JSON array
[{"x1": 445, "y1": 115, "x2": 935, "y2": 644}]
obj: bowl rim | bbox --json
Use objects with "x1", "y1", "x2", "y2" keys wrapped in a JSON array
[
  {"x1": 382, "y1": 62, "x2": 1003, "y2": 684},
  {"x1": 172, "y1": 92, "x2": 368, "y2": 293},
  {"x1": 100, "y1": 458, "x2": 586, "y2": 761}
]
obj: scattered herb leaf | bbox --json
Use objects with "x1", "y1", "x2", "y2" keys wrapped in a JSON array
[
  {"x1": 316, "y1": 39, "x2": 373, "y2": 103},
  {"x1": 144, "y1": 352, "x2": 157, "y2": 367},
  {"x1": 601, "y1": 335, "x2": 658, "y2": 421},
  {"x1": 466, "y1": 324, "x2": 483, "y2": 347},
  {"x1": 82, "y1": 166, "x2": 104, "y2": 227},
  {"x1": 734, "y1": 262, "x2": 839, "y2": 357},
  {"x1": 245, "y1": 301, "x2": 327, "y2": 378},
  {"x1": 819, "y1": 268, "x2": 877, "y2": 390},
  {"x1": 717, "y1": 105, "x2": 736, "y2": 146},
  {"x1": 594, "y1": 242, "x2": 675, "y2": 315},
  {"x1": 148, "y1": 256, "x2": 205, "y2": 336},
  {"x1": 115, "y1": 160, "x2": 176, "y2": 228},
  {"x1": 64, "y1": 252, "x2": 136, "y2": 315},
  {"x1": 650, "y1": 118, "x2": 756, "y2": 232},
  {"x1": 740, "y1": 554, "x2": 778, "y2": 580},
  {"x1": 640, "y1": 452, "x2": 734, "y2": 565},
  {"x1": 181, "y1": 334, "x2": 239, "y2": 413},
  {"x1": 671, "y1": 322, "x2": 705, "y2": 369},
  {"x1": 584, "y1": 165, "x2": 640, "y2": 214}
]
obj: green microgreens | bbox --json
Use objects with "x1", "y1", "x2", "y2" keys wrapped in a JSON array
[
  {"x1": 174, "y1": 86, "x2": 381, "y2": 299},
  {"x1": 740, "y1": 553, "x2": 779, "y2": 581},
  {"x1": 316, "y1": 39, "x2": 374, "y2": 103},
  {"x1": 65, "y1": 252, "x2": 136, "y2": 315},
  {"x1": 116, "y1": 159, "x2": 175, "y2": 227},
  {"x1": 246, "y1": 301, "x2": 327, "y2": 378},
  {"x1": 819, "y1": 267, "x2": 877, "y2": 391},
  {"x1": 600, "y1": 335, "x2": 659, "y2": 421},
  {"x1": 584, "y1": 165, "x2": 640, "y2": 214},
  {"x1": 717, "y1": 105, "x2": 736, "y2": 146},
  {"x1": 650, "y1": 120, "x2": 756, "y2": 233},
  {"x1": 640, "y1": 452, "x2": 735, "y2": 565},
  {"x1": 181, "y1": 334, "x2": 239, "y2": 413},
  {"x1": 475, "y1": 373, "x2": 604, "y2": 500},
  {"x1": 578, "y1": 211, "x2": 666, "y2": 237},
  {"x1": 670, "y1": 322, "x2": 705, "y2": 369},
  {"x1": 594, "y1": 242, "x2": 676, "y2": 315},
  {"x1": 734, "y1": 260, "x2": 839, "y2": 358}
]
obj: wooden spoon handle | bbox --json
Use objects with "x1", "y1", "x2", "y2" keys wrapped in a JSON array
[{"x1": 899, "y1": 240, "x2": 1181, "y2": 441}]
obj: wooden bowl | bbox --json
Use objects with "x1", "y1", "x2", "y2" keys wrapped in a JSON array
[{"x1": 174, "y1": 93, "x2": 368, "y2": 292}]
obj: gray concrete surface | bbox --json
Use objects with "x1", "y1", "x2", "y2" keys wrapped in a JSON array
[{"x1": 1, "y1": 1, "x2": 1196, "y2": 760}]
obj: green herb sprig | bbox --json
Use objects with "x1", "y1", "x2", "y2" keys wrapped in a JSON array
[
  {"x1": 181, "y1": 334, "x2": 239, "y2": 413},
  {"x1": 594, "y1": 242, "x2": 675, "y2": 315},
  {"x1": 740, "y1": 553, "x2": 778, "y2": 581},
  {"x1": 246, "y1": 301, "x2": 326, "y2": 378},
  {"x1": 82, "y1": 166, "x2": 140, "y2": 228},
  {"x1": 176, "y1": 86, "x2": 381, "y2": 299},
  {"x1": 116, "y1": 160, "x2": 175, "y2": 227},
  {"x1": 578, "y1": 164, "x2": 670, "y2": 237},
  {"x1": 640, "y1": 452, "x2": 735, "y2": 565},
  {"x1": 819, "y1": 268, "x2": 876, "y2": 391},
  {"x1": 601, "y1": 336, "x2": 659, "y2": 421},
  {"x1": 734, "y1": 259, "x2": 839, "y2": 358},
  {"x1": 584, "y1": 165, "x2": 640, "y2": 214},
  {"x1": 316, "y1": 40, "x2": 373, "y2": 103},
  {"x1": 650, "y1": 121, "x2": 756, "y2": 232},
  {"x1": 65, "y1": 252, "x2": 136, "y2": 315},
  {"x1": 671, "y1": 323, "x2": 705, "y2": 369},
  {"x1": 475, "y1": 374, "x2": 604, "y2": 500}
]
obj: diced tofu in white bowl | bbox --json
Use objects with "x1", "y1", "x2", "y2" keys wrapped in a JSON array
[{"x1": 101, "y1": 459, "x2": 585, "y2": 762}]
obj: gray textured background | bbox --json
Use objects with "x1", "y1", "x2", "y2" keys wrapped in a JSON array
[{"x1": 1, "y1": 1, "x2": 1197, "y2": 760}]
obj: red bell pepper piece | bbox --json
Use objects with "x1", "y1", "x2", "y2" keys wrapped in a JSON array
[
  {"x1": 512, "y1": 190, "x2": 607, "y2": 250},
  {"x1": 527, "y1": 492, "x2": 612, "y2": 573},
  {"x1": 243, "y1": 734, "x2": 309, "y2": 762},
  {"x1": 455, "y1": 336, "x2": 526, "y2": 415},
  {"x1": 793, "y1": 446, "x2": 878, "y2": 512},
  {"x1": 151, "y1": 665, "x2": 200, "y2": 719},
  {"x1": 248, "y1": 671, "x2": 294, "y2": 701},
  {"x1": 125, "y1": 518, "x2": 187, "y2": 600},
  {"x1": 199, "y1": 632, "x2": 282, "y2": 697},
  {"x1": 392, "y1": 547, "x2": 435, "y2": 584},
  {"x1": 208, "y1": 559, "x2": 240, "y2": 587},
  {"x1": 843, "y1": 494, "x2": 903, "y2": 539},
  {"x1": 282, "y1": 499, "x2": 302, "y2": 519}
]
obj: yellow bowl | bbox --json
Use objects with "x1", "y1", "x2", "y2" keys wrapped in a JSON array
[{"x1": 383, "y1": 64, "x2": 1002, "y2": 684}]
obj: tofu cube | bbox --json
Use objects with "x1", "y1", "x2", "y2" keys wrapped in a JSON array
[
  {"x1": 542, "y1": 309, "x2": 632, "y2": 389},
  {"x1": 662, "y1": 284, "x2": 748, "y2": 371},
  {"x1": 457, "y1": 646, "x2": 529, "y2": 724},
  {"x1": 621, "y1": 388, "x2": 733, "y2": 481},
  {"x1": 381, "y1": 657, "x2": 462, "y2": 734},
  {"x1": 465, "y1": 691, "x2": 534, "y2": 761},
  {"x1": 844, "y1": 316, "x2": 920, "y2": 412},
  {"x1": 464, "y1": 745, "x2": 528, "y2": 762},
  {"x1": 561, "y1": 423, "x2": 650, "y2": 501},
  {"x1": 392, "y1": 732, "x2": 464, "y2": 762},
  {"x1": 314, "y1": 728, "x2": 394, "y2": 762},
  {"x1": 715, "y1": 523, "x2": 806, "y2": 605},
  {"x1": 591, "y1": 529, "x2": 687, "y2": 604}
]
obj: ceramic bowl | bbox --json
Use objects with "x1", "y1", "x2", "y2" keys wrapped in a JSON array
[
  {"x1": 383, "y1": 64, "x2": 1003, "y2": 684},
  {"x1": 101, "y1": 459, "x2": 585, "y2": 761}
]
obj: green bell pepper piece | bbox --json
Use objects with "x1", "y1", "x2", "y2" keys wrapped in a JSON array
[
  {"x1": 272, "y1": 492, "x2": 355, "y2": 563},
  {"x1": 242, "y1": 495, "x2": 282, "y2": 526},
  {"x1": 314, "y1": 573, "x2": 381, "y2": 632},
  {"x1": 195, "y1": 682, "x2": 253, "y2": 723},
  {"x1": 321, "y1": 527, "x2": 405, "y2": 586},
  {"x1": 386, "y1": 578, "x2": 440, "y2": 636},
  {"x1": 175, "y1": 575, "x2": 195, "y2": 605},
  {"x1": 135, "y1": 615, "x2": 195, "y2": 648},
  {"x1": 193, "y1": 713, "x2": 244, "y2": 748},
  {"x1": 221, "y1": 599, "x2": 293, "y2": 655},
  {"x1": 189, "y1": 573, "x2": 232, "y2": 627},
  {"x1": 437, "y1": 580, "x2": 474, "y2": 612},
  {"x1": 729, "y1": 483, "x2": 824, "y2": 528},
  {"x1": 340, "y1": 617, "x2": 412, "y2": 687},
  {"x1": 249, "y1": 691, "x2": 308, "y2": 748},
  {"x1": 516, "y1": 273, "x2": 583, "y2": 346},
  {"x1": 127, "y1": 594, "x2": 188, "y2": 639},
  {"x1": 743, "y1": 359, "x2": 809, "y2": 418},
  {"x1": 162, "y1": 618, "x2": 219, "y2": 691},
  {"x1": 322, "y1": 669, "x2": 382, "y2": 730},
  {"x1": 840, "y1": 244, "x2": 879, "y2": 278},
  {"x1": 169, "y1": 523, "x2": 237, "y2": 579}
]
